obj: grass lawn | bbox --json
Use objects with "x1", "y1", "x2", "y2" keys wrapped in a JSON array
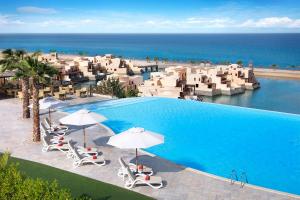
[{"x1": 8, "y1": 157, "x2": 153, "y2": 200}]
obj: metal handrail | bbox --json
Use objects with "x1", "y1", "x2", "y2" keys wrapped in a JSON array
[
  {"x1": 240, "y1": 172, "x2": 248, "y2": 188},
  {"x1": 230, "y1": 169, "x2": 238, "y2": 185}
]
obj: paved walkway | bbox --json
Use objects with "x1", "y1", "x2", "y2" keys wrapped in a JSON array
[{"x1": 0, "y1": 97, "x2": 299, "y2": 200}]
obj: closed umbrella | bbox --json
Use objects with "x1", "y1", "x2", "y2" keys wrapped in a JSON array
[
  {"x1": 29, "y1": 97, "x2": 68, "y2": 127},
  {"x1": 59, "y1": 109, "x2": 107, "y2": 147},
  {"x1": 107, "y1": 127, "x2": 164, "y2": 170}
]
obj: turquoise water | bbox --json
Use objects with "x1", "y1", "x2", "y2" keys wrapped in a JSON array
[
  {"x1": 1, "y1": 34, "x2": 300, "y2": 67},
  {"x1": 207, "y1": 77, "x2": 300, "y2": 115},
  {"x1": 63, "y1": 97, "x2": 300, "y2": 195}
]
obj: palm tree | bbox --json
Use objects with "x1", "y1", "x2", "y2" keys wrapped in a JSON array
[
  {"x1": 23, "y1": 54, "x2": 58, "y2": 142},
  {"x1": 236, "y1": 60, "x2": 243, "y2": 66},
  {"x1": 154, "y1": 57, "x2": 159, "y2": 65},
  {"x1": 146, "y1": 56, "x2": 150, "y2": 63},
  {"x1": 0, "y1": 49, "x2": 31, "y2": 118},
  {"x1": 190, "y1": 60, "x2": 196, "y2": 65},
  {"x1": 271, "y1": 64, "x2": 277, "y2": 69},
  {"x1": 96, "y1": 77, "x2": 125, "y2": 98}
]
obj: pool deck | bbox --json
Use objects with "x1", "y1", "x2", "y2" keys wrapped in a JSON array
[{"x1": 0, "y1": 97, "x2": 299, "y2": 200}]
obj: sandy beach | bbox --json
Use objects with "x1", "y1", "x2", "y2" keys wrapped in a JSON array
[{"x1": 253, "y1": 68, "x2": 300, "y2": 80}]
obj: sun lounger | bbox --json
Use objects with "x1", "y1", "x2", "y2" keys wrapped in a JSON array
[
  {"x1": 41, "y1": 135, "x2": 70, "y2": 154},
  {"x1": 75, "y1": 87, "x2": 88, "y2": 98},
  {"x1": 44, "y1": 117, "x2": 69, "y2": 132},
  {"x1": 40, "y1": 125, "x2": 67, "y2": 144},
  {"x1": 41, "y1": 121, "x2": 67, "y2": 137},
  {"x1": 124, "y1": 167, "x2": 163, "y2": 189},
  {"x1": 40, "y1": 123, "x2": 66, "y2": 138},
  {"x1": 77, "y1": 146, "x2": 99, "y2": 156},
  {"x1": 118, "y1": 157, "x2": 153, "y2": 180},
  {"x1": 66, "y1": 142, "x2": 98, "y2": 159},
  {"x1": 68, "y1": 141, "x2": 105, "y2": 168}
]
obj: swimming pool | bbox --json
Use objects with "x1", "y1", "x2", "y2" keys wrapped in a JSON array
[{"x1": 63, "y1": 97, "x2": 300, "y2": 195}]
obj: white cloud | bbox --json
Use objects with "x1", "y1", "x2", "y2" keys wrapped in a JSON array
[
  {"x1": 36, "y1": 18, "x2": 100, "y2": 29},
  {"x1": 17, "y1": 6, "x2": 57, "y2": 14},
  {"x1": 240, "y1": 17, "x2": 300, "y2": 28},
  {"x1": 1, "y1": 9, "x2": 300, "y2": 33},
  {"x1": 79, "y1": 19, "x2": 94, "y2": 24},
  {"x1": 0, "y1": 14, "x2": 24, "y2": 26},
  {"x1": 186, "y1": 17, "x2": 234, "y2": 28},
  {"x1": 146, "y1": 20, "x2": 155, "y2": 25}
]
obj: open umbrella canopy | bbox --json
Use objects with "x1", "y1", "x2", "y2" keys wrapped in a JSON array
[
  {"x1": 107, "y1": 127, "x2": 164, "y2": 149},
  {"x1": 59, "y1": 109, "x2": 107, "y2": 126},
  {"x1": 59, "y1": 109, "x2": 107, "y2": 148},
  {"x1": 29, "y1": 97, "x2": 67, "y2": 110},
  {"x1": 107, "y1": 127, "x2": 164, "y2": 170}
]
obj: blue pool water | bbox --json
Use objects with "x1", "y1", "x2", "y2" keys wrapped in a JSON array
[
  {"x1": 1, "y1": 33, "x2": 300, "y2": 67},
  {"x1": 63, "y1": 97, "x2": 300, "y2": 195}
]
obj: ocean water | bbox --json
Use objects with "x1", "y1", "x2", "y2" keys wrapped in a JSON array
[
  {"x1": 206, "y1": 77, "x2": 300, "y2": 115},
  {"x1": 0, "y1": 33, "x2": 300, "y2": 67},
  {"x1": 62, "y1": 97, "x2": 300, "y2": 195}
]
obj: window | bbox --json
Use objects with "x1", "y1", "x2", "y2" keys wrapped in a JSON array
[
  {"x1": 194, "y1": 78, "x2": 196, "y2": 81},
  {"x1": 196, "y1": 84, "x2": 199, "y2": 88}
]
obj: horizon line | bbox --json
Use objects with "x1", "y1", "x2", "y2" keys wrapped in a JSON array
[{"x1": 0, "y1": 32, "x2": 300, "y2": 35}]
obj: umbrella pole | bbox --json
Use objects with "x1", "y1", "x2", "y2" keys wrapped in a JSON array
[
  {"x1": 83, "y1": 127, "x2": 86, "y2": 148},
  {"x1": 48, "y1": 108, "x2": 51, "y2": 129},
  {"x1": 136, "y1": 148, "x2": 138, "y2": 172}
]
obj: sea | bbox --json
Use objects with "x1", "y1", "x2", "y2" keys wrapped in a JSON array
[
  {"x1": 0, "y1": 33, "x2": 300, "y2": 68},
  {"x1": 1, "y1": 33, "x2": 300, "y2": 114},
  {"x1": 205, "y1": 77, "x2": 300, "y2": 115}
]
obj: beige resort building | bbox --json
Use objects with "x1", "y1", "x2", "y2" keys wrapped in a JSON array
[
  {"x1": 38, "y1": 53, "x2": 150, "y2": 91},
  {"x1": 139, "y1": 64, "x2": 260, "y2": 98}
]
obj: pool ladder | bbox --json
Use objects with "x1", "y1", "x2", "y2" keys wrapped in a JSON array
[{"x1": 230, "y1": 170, "x2": 248, "y2": 188}]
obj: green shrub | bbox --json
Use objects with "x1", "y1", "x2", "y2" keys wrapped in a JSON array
[
  {"x1": 126, "y1": 88, "x2": 139, "y2": 97},
  {"x1": 96, "y1": 77, "x2": 126, "y2": 98},
  {"x1": 0, "y1": 153, "x2": 88, "y2": 200}
]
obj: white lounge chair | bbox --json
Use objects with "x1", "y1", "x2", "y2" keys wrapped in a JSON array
[
  {"x1": 124, "y1": 167, "x2": 163, "y2": 189},
  {"x1": 41, "y1": 135, "x2": 70, "y2": 154},
  {"x1": 77, "y1": 146, "x2": 99, "y2": 157},
  {"x1": 40, "y1": 122, "x2": 66, "y2": 137},
  {"x1": 44, "y1": 117, "x2": 69, "y2": 132},
  {"x1": 40, "y1": 123, "x2": 67, "y2": 144},
  {"x1": 118, "y1": 157, "x2": 153, "y2": 180},
  {"x1": 68, "y1": 141, "x2": 105, "y2": 168},
  {"x1": 66, "y1": 142, "x2": 99, "y2": 159}
]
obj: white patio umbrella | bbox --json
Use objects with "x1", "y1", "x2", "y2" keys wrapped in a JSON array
[
  {"x1": 107, "y1": 127, "x2": 164, "y2": 170},
  {"x1": 29, "y1": 97, "x2": 68, "y2": 127},
  {"x1": 59, "y1": 109, "x2": 107, "y2": 147}
]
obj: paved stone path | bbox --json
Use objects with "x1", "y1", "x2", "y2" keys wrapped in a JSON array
[{"x1": 0, "y1": 97, "x2": 299, "y2": 200}]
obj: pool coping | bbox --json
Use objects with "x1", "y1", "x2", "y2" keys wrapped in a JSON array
[
  {"x1": 60, "y1": 97, "x2": 300, "y2": 199},
  {"x1": 68, "y1": 95, "x2": 300, "y2": 118}
]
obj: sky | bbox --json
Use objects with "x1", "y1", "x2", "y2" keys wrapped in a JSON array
[{"x1": 0, "y1": 0, "x2": 300, "y2": 33}]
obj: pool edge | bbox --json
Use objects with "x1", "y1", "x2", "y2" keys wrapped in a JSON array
[{"x1": 59, "y1": 98, "x2": 300, "y2": 198}]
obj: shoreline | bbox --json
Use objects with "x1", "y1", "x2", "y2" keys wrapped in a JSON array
[
  {"x1": 253, "y1": 68, "x2": 300, "y2": 80},
  {"x1": 2, "y1": 51, "x2": 300, "y2": 80}
]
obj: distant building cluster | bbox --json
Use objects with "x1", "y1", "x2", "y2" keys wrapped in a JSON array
[
  {"x1": 39, "y1": 52, "x2": 259, "y2": 98},
  {"x1": 39, "y1": 52, "x2": 157, "y2": 91},
  {"x1": 139, "y1": 64, "x2": 260, "y2": 98}
]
